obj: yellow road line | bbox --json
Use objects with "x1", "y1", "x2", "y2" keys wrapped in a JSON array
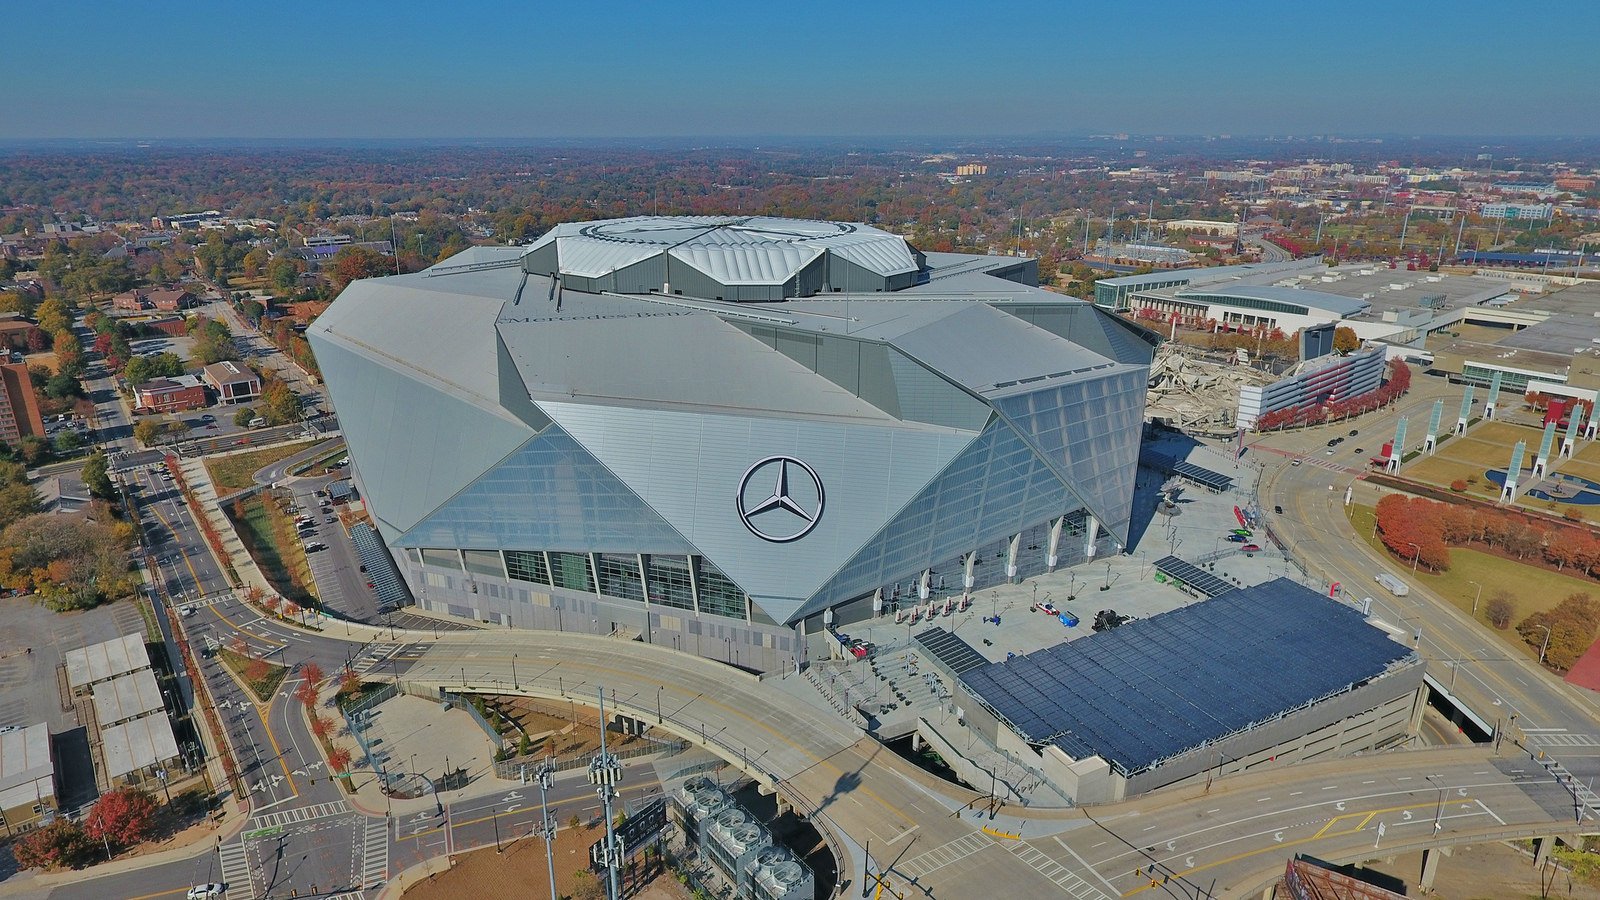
[
  {"x1": 1122, "y1": 798, "x2": 1469, "y2": 896},
  {"x1": 123, "y1": 888, "x2": 189, "y2": 900}
]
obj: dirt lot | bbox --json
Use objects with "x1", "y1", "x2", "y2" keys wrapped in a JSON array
[
  {"x1": 489, "y1": 695, "x2": 651, "y2": 761},
  {"x1": 401, "y1": 822, "x2": 691, "y2": 900},
  {"x1": 1354, "y1": 838, "x2": 1600, "y2": 899}
]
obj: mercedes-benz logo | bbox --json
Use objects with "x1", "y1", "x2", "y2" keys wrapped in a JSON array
[{"x1": 736, "y1": 456, "x2": 825, "y2": 543}]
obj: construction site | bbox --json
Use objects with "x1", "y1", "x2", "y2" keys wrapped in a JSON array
[{"x1": 1143, "y1": 343, "x2": 1274, "y2": 436}]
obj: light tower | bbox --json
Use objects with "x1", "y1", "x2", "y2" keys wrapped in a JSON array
[
  {"x1": 1562, "y1": 404, "x2": 1584, "y2": 459},
  {"x1": 589, "y1": 688, "x2": 624, "y2": 900},
  {"x1": 1386, "y1": 416, "x2": 1408, "y2": 473},
  {"x1": 1501, "y1": 441, "x2": 1526, "y2": 503},
  {"x1": 534, "y1": 761, "x2": 558, "y2": 900},
  {"x1": 1455, "y1": 385, "x2": 1475, "y2": 435},
  {"x1": 1424, "y1": 400, "x2": 1444, "y2": 454},
  {"x1": 1532, "y1": 419, "x2": 1559, "y2": 478},
  {"x1": 1484, "y1": 371, "x2": 1504, "y2": 420}
]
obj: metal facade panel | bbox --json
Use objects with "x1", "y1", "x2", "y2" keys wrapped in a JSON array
[
  {"x1": 890, "y1": 304, "x2": 1110, "y2": 397},
  {"x1": 397, "y1": 425, "x2": 695, "y2": 555},
  {"x1": 539, "y1": 401, "x2": 972, "y2": 617},
  {"x1": 312, "y1": 336, "x2": 534, "y2": 536},
  {"x1": 803, "y1": 418, "x2": 1073, "y2": 616},
  {"x1": 992, "y1": 367, "x2": 1148, "y2": 541}
]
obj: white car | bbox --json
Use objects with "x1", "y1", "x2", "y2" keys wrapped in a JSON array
[{"x1": 187, "y1": 885, "x2": 224, "y2": 899}]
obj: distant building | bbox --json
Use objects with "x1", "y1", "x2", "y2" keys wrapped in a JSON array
[
  {"x1": 152, "y1": 210, "x2": 222, "y2": 229},
  {"x1": 1237, "y1": 347, "x2": 1387, "y2": 429},
  {"x1": 954, "y1": 163, "x2": 988, "y2": 176},
  {"x1": 146, "y1": 288, "x2": 196, "y2": 312},
  {"x1": 0, "y1": 362, "x2": 45, "y2": 446},
  {"x1": 0, "y1": 317, "x2": 36, "y2": 351},
  {"x1": 1481, "y1": 202, "x2": 1554, "y2": 221},
  {"x1": 112, "y1": 289, "x2": 149, "y2": 311},
  {"x1": 201, "y1": 361, "x2": 260, "y2": 405},
  {"x1": 0, "y1": 723, "x2": 57, "y2": 834},
  {"x1": 145, "y1": 316, "x2": 188, "y2": 338},
  {"x1": 1163, "y1": 219, "x2": 1238, "y2": 237},
  {"x1": 133, "y1": 375, "x2": 208, "y2": 413}
]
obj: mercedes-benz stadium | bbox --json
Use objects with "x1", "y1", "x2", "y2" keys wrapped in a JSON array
[{"x1": 309, "y1": 216, "x2": 1157, "y2": 671}]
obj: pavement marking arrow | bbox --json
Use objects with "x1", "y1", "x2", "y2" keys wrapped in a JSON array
[
  {"x1": 1185, "y1": 856, "x2": 1194, "y2": 869},
  {"x1": 1274, "y1": 832, "x2": 1284, "y2": 843},
  {"x1": 1334, "y1": 801, "x2": 1346, "y2": 811}
]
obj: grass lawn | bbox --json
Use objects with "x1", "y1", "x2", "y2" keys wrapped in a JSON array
[
  {"x1": 228, "y1": 494, "x2": 317, "y2": 606},
  {"x1": 1402, "y1": 456, "x2": 1500, "y2": 501},
  {"x1": 1349, "y1": 503, "x2": 1598, "y2": 661},
  {"x1": 205, "y1": 440, "x2": 317, "y2": 494},
  {"x1": 219, "y1": 648, "x2": 287, "y2": 702}
]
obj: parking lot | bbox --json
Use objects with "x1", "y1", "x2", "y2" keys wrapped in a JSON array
[{"x1": 287, "y1": 476, "x2": 383, "y2": 623}]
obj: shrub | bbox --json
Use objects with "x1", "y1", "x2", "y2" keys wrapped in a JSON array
[{"x1": 1450, "y1": 479, "x2": 1467, "y2": 492}]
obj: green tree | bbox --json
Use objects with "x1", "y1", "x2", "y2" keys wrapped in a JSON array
[
  {"x1": 267, "y1": 256, "x2": 301, "y2": 293},
  {"x1": 123, "y1": 356, "x2": 152, "y2": 386},
  {"x1": 259, "y1": 381, "x2": 300, "y2": 425},
  {"x1": 35, "y1": 298, "x2": 72, "y2": 334},
  {"x1": 81, "y1": 451, "x2": 112, "y2": 499},
  {"x1": 133, "y1": 419, "x2": 162, "y2": 447},
  {"x1": 0, "y1": 482, "x2": 41, "y2": 531},
  {"x1": 232, "y1": 406, "x2": 257, "y2": 427},
  {"x1": 239, "y1": 298, "x2": 264, "y2": 325},
  {"x1": 52, "y1": 430, "x2": 83, "y2": 454},
  {"x1": 44, "y1": 372, "x2": 81, "y2": 400}
]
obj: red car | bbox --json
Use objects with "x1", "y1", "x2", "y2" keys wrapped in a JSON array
[{"x1": 1241, "y1": 544, "x2": 1262, "y2": 553}]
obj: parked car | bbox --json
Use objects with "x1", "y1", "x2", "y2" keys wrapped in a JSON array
[
  {"x1": 305, "y1": 542, "x2": 327, "y2": 552},
  {"x1": 1326, "y1": 438, "x2": 1338, "y2": 447},
  {"x1": 1273, "y1": 505, "x2": 1284, "y2": 515},
  {"x1": 1226, "y1": 534, "x2": 1248, "y2": 543},
  {"x1": 187, "y1": 886, "x2": 224, "y2": 900},
  {"x1": 1348, "y1": 429, "x2": 1359, "y2": 437},
  {"x1": 1241, "y1": 544, "x2": 1262, "y2": 552},
  {"x1": 1035, "y1": 601, "x2": 1059, "y2": 616},
  {"x1": 324, "y1": 515, "x2": 336, "y2": 524},
  {"x1": 200, "y1": 414, "x2": 215, "y2": 423}
]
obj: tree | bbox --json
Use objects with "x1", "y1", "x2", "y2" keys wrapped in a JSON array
[
  {"x1": 259, "y1": 380, "x2": 300, "y2": 425},
  {"x1": 1485, "y1": 592, "x2": 1516, "y2": 629},
  {"x1": 300, "y1": 661, "x2": 323, "y2": 687},
  {"x1": 327, "y1": 246, "x2": 393, "y2": 294},
  {"x1": 1518, "y1": 593, "x2": 1600, "y2": 671},
  {"x1": 232, "y1": 406, "x2": 257, "y2": 427},
  {"x1": 337, "y1": 667, "x2": 361, "y2": 697},
  {"x1": 53, "y1": 430, "x2": 83, "y2": 454},
  {"x1": 84, "y1": 787, "x2": 159, "y2": 849},
  {"x1": 1332, "y1": 326, "x2": 1359, "y2": 354},
  {"x1": 81, "y1": 451, "x2": 113, "y2": 498},
  {"x1": 310, "y1": 714, "x2": 332, "y2": 740},
  {"x1": 12, "y1": 819, "x2": 94, "y2": 870},
  {"x1": 134, "y1": 420, "x2": 162, "y2": 447},
  {"x1": 35, "y1": 299, "x2": 72, "y2": 335},
  {"x1": 239, "y1": 298, "x2": 264, "y2": 325},
  {"x1": 294, "y1": 680, "x2": 319, "y2": 710},
  {"x1": 0, "y1": 482, "x2": 42, "y2": 531},
  {"x1": 44, "y1": 372, "x2": 81, "y2": 400},
  {"x1": 327, "y1": 745, "x2": 353, "y2": 775}
]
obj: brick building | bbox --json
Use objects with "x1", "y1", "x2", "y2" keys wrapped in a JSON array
[
  {"x1": 133, "y1": 375, "x2": 208, "y2": 413},
  {"x1": 0, "y1": 362, "x2": 45, "y2": 446}
]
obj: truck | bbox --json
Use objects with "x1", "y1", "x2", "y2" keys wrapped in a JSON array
[{"x1": 1374, "y1": 572, "x2": 1409, "y2": 597}]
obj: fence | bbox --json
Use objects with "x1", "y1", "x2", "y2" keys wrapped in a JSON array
[
  {"x1": 439, "y1": 689, "x2": 504, "y2": 751},
  {"x1": 493, "y1": 737, "x2": 690, "y2": 780}
]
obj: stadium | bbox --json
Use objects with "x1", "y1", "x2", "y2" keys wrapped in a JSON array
[{"x1": 309, "y1": 216, "x2": 1156, "y2": 671}]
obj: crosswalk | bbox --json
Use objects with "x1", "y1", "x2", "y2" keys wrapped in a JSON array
[
  {"x1": 1007, "y1": 842, "x2": 1114, "y2": 900},
  {"x1": 1527, "y1": 732, "x2": 1600, "y2": 748},
  {"x1": 219, "y1": 841, "x2": 252, "y2": 894},
  {"x1": 249, "y1": 799, "x2": 350, "y2": 830},
  {"x1": 351, "y1": 643, "x2": 414, "y2": 675},
  {"x1": 359, "y1": 816, "x2": 389, "y2": 890},
  {"x1": 896, "y1": 830, "x2": 992, "y2": 880},
  {"x1": 1543, "y1": 758, "x2": 1600, "y2": 820}
]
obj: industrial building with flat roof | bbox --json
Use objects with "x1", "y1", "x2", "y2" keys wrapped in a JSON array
[
  {"x1": 311, "y1": 215, "x2": 1157, "y2": 671},
  {"x1": 940, "y1": 578, "x2": 1423, "y2": 803},
  {"x1": 0, "y1": 723, "x2": 56, "y2": 833}
]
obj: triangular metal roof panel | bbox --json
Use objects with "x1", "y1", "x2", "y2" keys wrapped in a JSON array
[{"x1": 538, "y1": 400, "x2": 976, "y2": 619}]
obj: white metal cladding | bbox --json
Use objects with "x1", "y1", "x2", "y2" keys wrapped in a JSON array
[
  {"x1": 517, "y1": 215, "x2": 918, "y2": 286},
  {"x1": 538, "y1": 400, "x2": 978, "y2": 624},
  {"x1": 310, "y1": 335, "x2": 534, "y2": 536}
]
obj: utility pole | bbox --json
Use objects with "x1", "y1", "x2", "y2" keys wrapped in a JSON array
[
  {"x1": 590, "y1": 688, "x2": 624, "y2": 900},
  {"x1": 536, "y1": 762, "x2": 558, "y2": 900}
]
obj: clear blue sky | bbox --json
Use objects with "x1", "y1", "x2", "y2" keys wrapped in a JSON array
[{"x1": 8, "y1": 0, "x2": 1597, "y2": 139}]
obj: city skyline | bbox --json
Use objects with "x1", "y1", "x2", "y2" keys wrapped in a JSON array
[{"x1": 8, "y1": 0, "x2": 1600, "y2": 140}]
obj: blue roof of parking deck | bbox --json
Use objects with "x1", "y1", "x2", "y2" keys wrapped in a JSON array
[{"x1": 957, "y1": 578, "x2": 1414, "y2": 775}]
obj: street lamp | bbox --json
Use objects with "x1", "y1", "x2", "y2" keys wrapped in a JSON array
[
  {"x1": 1406, "y1": 542, "x2": 1421, "y2": 572},
  {"x1": 1468, "y1": 580, "x2": 1483, "y2": 616},
  {"x1": 512, "y1": 653, "x2": 519, "y2": 690},
  {"x1": 1535, "y1": 624, "x2": 1553, "y2": 666},
  {"x1": 1425, "y1": 775, "x2": 1444, "y2": 833}
]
